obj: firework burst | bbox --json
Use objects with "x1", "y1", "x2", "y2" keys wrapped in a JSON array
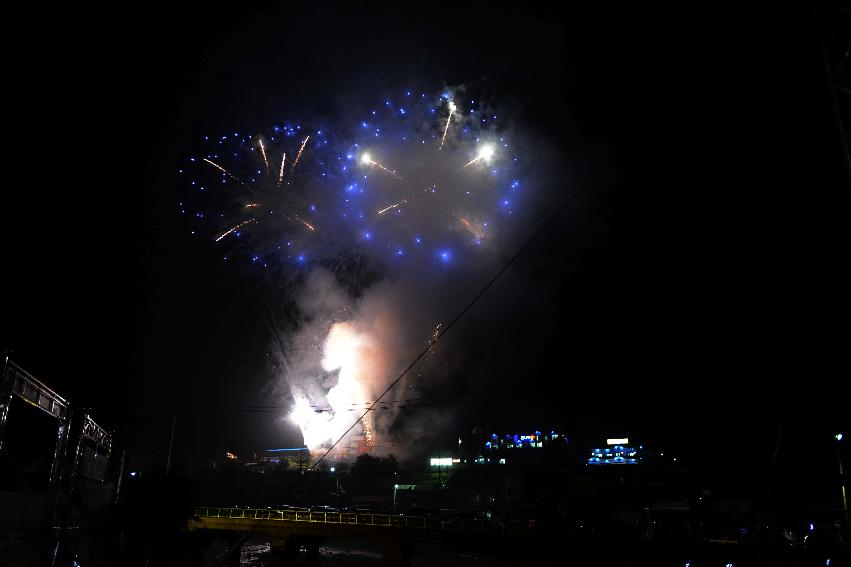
[
  {"x1": 180, "y1": 88, "x2": 528, "y2": 452},
  {"x1": 180, "y1": 90, "x2": 521, "y2": 277}
]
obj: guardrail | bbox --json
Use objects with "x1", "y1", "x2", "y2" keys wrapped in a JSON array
[{"x1": 195, "y1": 507, "x2": 491, "y2": 532}]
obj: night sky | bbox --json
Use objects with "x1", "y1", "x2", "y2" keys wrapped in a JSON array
[{"x1": 4, "y1": 3, "x2": 848, "y2": 502}]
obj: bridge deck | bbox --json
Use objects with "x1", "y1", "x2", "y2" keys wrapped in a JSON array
[{"x1": 190, "y1": 507, "x2": 503, "y2": 543}]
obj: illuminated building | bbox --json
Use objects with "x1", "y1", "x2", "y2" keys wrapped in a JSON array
[
  {"x1": 587, "y1": 437, "x2": 643, "y2": 465},
  {"x1": 457, "y1": 430, "x2": 568, "y2": 467},
  {"x1": 482, "y1": 431, "x2": 567, "y2": 451}
]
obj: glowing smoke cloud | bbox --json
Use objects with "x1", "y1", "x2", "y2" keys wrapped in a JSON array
[
  {"x1": 321, "y1": 323, "x2": 379, "y2": 446},
  {"x1": 283, "y1": 273, "x2": 445, "y2": 455}
]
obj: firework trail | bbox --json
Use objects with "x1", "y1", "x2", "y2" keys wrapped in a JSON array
[
  {"x1": 439, "y1": 101, "x2": 456, "y2": 149},
  {"x1": 277, "y1": 153, "x2": 286, "y2": 187},
  {"x1": 291, "y1": 136, "x2": 310, "y2": 173},
  {"x1": 463, "y1": 144, "x2": 496, "y2": 168},
  {"x1": 215, "y1": 218, "x2": 255, "y2": 242},
  {"x1": 377, "y1": 200, "x2": 407, "y2": 215},
  {"x1": 360, "y1": 152, "x2": 402, "y2": 179},
  {"x1": 203, "y1": 158, "x2": 243, "y2": 184},
  {"x1": 258, "y1": 138, "x2": 270, "y2": 174}
]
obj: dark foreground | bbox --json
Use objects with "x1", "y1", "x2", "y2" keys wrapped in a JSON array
[{"x1": 200, "y1": 537, "x2": 850, "y2": 567}]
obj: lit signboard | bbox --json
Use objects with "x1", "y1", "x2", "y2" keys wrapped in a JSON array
[
  {"x1": 430, "y1": 457, "x2": 453, "y2": 467},
  {"x1": 606, "y1": 438, "x2": 629, "y2": 445}
]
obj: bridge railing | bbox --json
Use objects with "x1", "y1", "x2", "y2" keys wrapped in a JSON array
[{"x1": 195, "y1": 507, "x2": 490, "y2": 532}]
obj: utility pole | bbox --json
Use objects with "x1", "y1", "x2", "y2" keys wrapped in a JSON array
[
  {"x1": 0, "y1": 353, "x2": 12, "y2": 451},
  {"x1": 767, "y1": 423, "x2": 783, "y2": 539},
  {"x1": 166, "y1": 405, "x2": 178, "y2": 473},
  {"x1": 836, "y1": 433, "x2": 849, "y2": 538},
  {"x1": 330, "y1": 467, "x2": 340, "y2": 509},
  {"x1": 114, "y1": 448, "x2": 127, "y2": 503}
]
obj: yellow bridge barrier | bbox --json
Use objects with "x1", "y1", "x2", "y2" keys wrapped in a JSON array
[{"x1": 192, "y1": 507, "x2": 491, "y2": 533}]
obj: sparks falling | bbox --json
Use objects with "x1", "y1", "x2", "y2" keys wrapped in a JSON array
[
  {"x1": 425, "y1": 321, "x2": 443, "y2": 360},
  {"x1": 277, "y1": 153, "x2": 286, "y2": 187},
  {"x1": 258, "y1": 139, "x2": 270, "y2": 174},
  {"x1": 203, "y1": 158, "x2": 243, "y2": 184},
  {"x1": 439, "y1": 101, "x2": 456, "y2": 149},
  {"x1": 215, "y1": 218, "x2": 255, "y2": 242},
  {"x1": 291, "y1": 136, "x2": 310, "y2": 172},
  {"x1": 459, "y1": 217, "x2": 485, "y2": 240},
  {"x1": 429, "y1": 322, "x2": 442, "y2": 347}
]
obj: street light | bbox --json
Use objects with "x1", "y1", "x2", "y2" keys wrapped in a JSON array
[
  {"x1": 331, "y1": 468, "x2": 340, "y2": 509},
  {"x1": 393, "y1": 484, "x2": 399, "y2": 514},
  {"x1": 836, "y1": 433, "x2": 848, "y2": 537}
]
